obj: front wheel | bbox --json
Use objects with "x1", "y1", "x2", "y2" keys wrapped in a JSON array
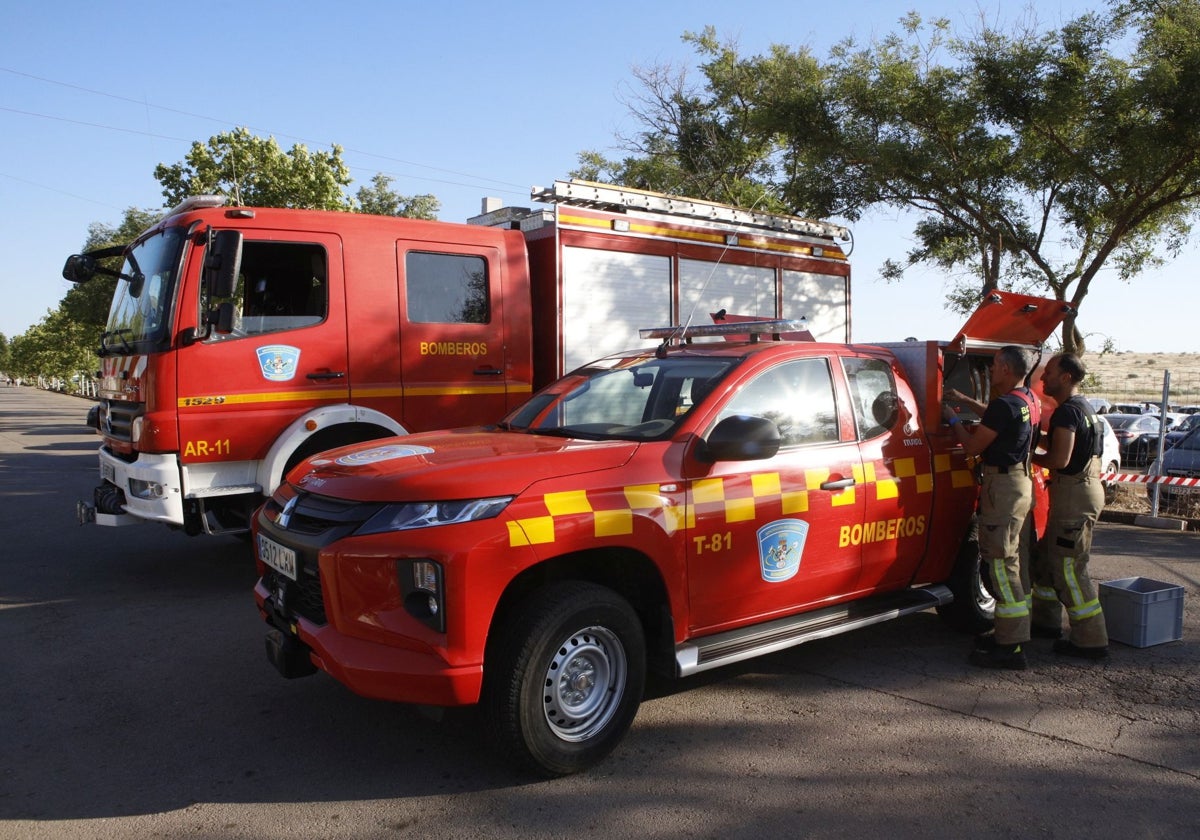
[
  {"x1": 483, "y1": 582, "x2": 646, "y2": 777},
  {"x1": 936, "y1": 519, "x2": 996, "y2": 634}
]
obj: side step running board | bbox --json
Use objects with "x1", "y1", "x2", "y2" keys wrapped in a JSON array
[{"x1": 676, "y1": 585, "x2": 952, "y2": 677}]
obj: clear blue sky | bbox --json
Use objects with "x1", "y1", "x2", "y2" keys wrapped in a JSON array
[{"x1": 3, "y1": 0, "x2": 1192, "y2": 351}]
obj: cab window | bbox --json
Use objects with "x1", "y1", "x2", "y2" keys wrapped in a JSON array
[
  {"x1": 204, "y1": 241, "x2": 327, "y2": 339},
  {"x1": 842, "y1": 357, "x2": 899, "y2": 439},
  {"x1": 406, "y1": 252, "x2": 489, "y2": 324},
  {"x1": 716, "y1": 357, "x2": 839, "y2": 446}
]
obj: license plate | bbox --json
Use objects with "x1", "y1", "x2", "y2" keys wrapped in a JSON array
[
  {"x1": 101, "y1": 461, "x2": 115, "y2": 484},
  {"x1": 258, "y1": 534, "x2": 298, "y2": 580}
]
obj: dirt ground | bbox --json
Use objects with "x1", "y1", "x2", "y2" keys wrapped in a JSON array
[{"x1": 1082, "y1": 350, "x2": 1200, "y2": 406}]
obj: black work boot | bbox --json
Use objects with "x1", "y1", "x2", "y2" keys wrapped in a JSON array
[
  {"x1": 1053, "y1": 639, "x2": 1109, "y2": 660},
  {"x1": 969, "y1": 642, "x2": 1027, "y2": 670}
]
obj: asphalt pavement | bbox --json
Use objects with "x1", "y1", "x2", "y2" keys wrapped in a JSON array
[{"x1": 1, "y1": 385, "x2": 1197, "y2": 839}]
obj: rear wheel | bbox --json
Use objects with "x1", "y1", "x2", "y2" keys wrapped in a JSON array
[
  {"x1": 483, "y1": 582, "x2": 646, "y2": 777},
  {"x1": 936, "y1": 519, "x2": 996, "y2": 634}
]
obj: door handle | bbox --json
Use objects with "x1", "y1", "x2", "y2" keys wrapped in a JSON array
[
  {"x1": 306, "y1": 371, "x2": 346, "y2": 380},
  {"x1": 473, "y1": 367, "x2": 503, "y2": 376},
  {"x1": 820, "y1": 477, "x2": 856, "y2": 491}
]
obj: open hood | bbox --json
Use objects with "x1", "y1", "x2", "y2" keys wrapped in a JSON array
[{"x1": 949, "y1": 291, "x2": 1073, "y2": 352}]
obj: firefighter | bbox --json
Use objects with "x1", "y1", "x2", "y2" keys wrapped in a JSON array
[
  {"x1": 943, "y1": 346, "x2": 1038, "y2": 670},
  {"x1": 1031, "y1": 353, "x2": 1109, "y2": 659}
]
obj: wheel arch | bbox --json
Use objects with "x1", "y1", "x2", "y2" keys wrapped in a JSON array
[
  {"x1": 257, "y1": 405, "x2": 407, "y2": 493},
  {"x1": 486, "y1": 547, "x2": 676, "y2": 676}
]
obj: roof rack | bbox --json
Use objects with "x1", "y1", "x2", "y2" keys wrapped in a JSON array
[
  {"x1": 531, "y1": 180, "x2": 849, "y2": 241},
  {"x1": 641, "y1": 319, "x2": 808, "y2": 343}
]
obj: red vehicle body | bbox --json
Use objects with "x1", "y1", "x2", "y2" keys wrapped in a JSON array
[
  {"x1": 251, "y1": 290, "x2": 1067, "y2": 776},
  {"x1": 66, "y1": 181, "x2": 851, "y2": 535}
]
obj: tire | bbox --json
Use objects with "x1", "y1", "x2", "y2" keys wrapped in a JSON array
[
  {"x1": 1103, "y1": 460, "x2": 1120, "y2": 505},
  {"x1": 483, "y1": 582, "x2": 646, "y2": 777},
  {"x1": 936, "y1": 518, "x2": 996, "y2": 634}
]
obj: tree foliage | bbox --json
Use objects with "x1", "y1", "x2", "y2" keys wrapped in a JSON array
[
  {"x1": 582, "y1": 1, "x2": 1200, "y2": 353},
  {"x1": 354, "y1": 173, "x2": 440, "y2": 219},
  {"x1": 154, "y1": 127, "x2": 354, "y2": 210}
]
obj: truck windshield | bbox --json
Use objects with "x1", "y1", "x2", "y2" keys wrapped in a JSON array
[
  {"x1": 101, "y1": 227, "x2": 186, "y2": 354},
  {"x1": 505, "y1": 355, "x2": 735, "y2": 441}
]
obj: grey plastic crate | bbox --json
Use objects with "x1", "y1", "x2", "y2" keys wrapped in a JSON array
[{"x1": 1099, "y1": 577, "x2": 1185, "y2": 648}]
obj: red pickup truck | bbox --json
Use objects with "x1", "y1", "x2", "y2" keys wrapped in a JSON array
[{"x1": 253, "y1": 291, "x2": 1067, "y2": 775}]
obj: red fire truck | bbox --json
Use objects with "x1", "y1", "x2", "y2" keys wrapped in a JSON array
[
  {"x1": 65, "y1": 181, "x2": 851, "y2": 535},
  {"x1": 251, "y1": 290, "x2": 1067, "y2": 776}
]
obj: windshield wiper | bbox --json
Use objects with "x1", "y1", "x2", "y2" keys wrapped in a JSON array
[{"x1": 99, "y1": 328, "x2": 135, "y2": 356}]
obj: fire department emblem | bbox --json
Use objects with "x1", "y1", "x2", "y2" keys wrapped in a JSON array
[
  {"x1": 256, "y1": 345, "x2": 301, "y2": 382},
  {"x1": 757, "y1": 519, "x2": 808, "y2": 583},
  {"x1": 333, "y1": 444, "x2": 435, "y2": 466}
]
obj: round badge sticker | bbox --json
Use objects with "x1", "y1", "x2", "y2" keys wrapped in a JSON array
[{"x1": 334, "y1": 444, "x2": 435, "y2": 466}]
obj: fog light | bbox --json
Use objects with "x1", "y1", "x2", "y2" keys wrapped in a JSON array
[
  {"x1": 128, "y1": 478, "x2": 165, "y2": 499},
  {"x1": 413, "y1": 560, "x2": 439, "y2": 594},
  {"x1": 399, "y1": 559, "x2": 444, "y2": 632}
]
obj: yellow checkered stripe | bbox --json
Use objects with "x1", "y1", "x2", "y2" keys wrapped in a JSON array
[
  {"x1": 507, "y1": 485, "x2": 679, "y2": 547},
  {"x1": 933, "y1": 452, "x2": 977, "y2": 489},
  {"x1": 505, "y1": 457, "x2": 943, "y2": 547}
]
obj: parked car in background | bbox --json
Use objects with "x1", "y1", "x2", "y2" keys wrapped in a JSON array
[
  {"x1": 1112, "y1": 403, "x2": 1152, "y2": 415},
  {"x1": 1147, "y1": 426, "x2": 1200, "y2": 507},
  {"x1": 1104, "y1": 413, "x2": 1163, "y2": 467},
  {"x1": 1164, "y1": 413, "x2": 1200, "y2": 449},
  {"x1": 1161, "y1": 412, "x2": 1190, "y2": 433},
  {"x1": 1097, "y1": 415, "x2": 1122, "y2": 504},
  {"x1": 1085, "y1": 396, "x2": 1113, "y2": 414}
]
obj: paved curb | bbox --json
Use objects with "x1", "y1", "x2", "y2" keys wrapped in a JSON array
[{"x1": 1100, "y1": 508, "x2": 1200, "y2": 532}]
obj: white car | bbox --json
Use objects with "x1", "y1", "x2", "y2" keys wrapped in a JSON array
[{"x1": 1098, "y1": 415, "x2": 1122, "y2": 504}]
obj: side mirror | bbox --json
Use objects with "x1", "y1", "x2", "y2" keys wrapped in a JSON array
[
  {"x1": 699, "y1": 415, "x2": 781, "y2": 462},
  {"x1": 215, "y1": 301, "x2": 237, "y2": 334},
  {"x1": 204, "y1": 230, "x2": 243, "y2": 299},
  {"x1": 63, "y1": 254, "x2": 97, "y2": 283}
]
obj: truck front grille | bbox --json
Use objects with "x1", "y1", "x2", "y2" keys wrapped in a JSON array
[{"x1": 101, "y1": 399, "x2": 143, "y2": 443}]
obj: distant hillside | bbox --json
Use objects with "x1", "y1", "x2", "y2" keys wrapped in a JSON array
[{"x1": 1081, "y1": 351, "x2": 1200, "y2": 406}]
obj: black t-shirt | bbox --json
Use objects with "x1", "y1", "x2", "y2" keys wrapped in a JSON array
[
  {"x1": 980, "y1": 389, "x2": 1037, "y2": 467},
  {"x1": 1050, "y1": 395, "x2": 1103, "y2": 475}
]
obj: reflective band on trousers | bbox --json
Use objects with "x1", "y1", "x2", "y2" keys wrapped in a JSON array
[
  {"x1": 991, "y1": 557, "x2": 1031, "y2": 618},
  {"x1": 1061, "y1": 556, "x2": 1104, "y2": 620}
]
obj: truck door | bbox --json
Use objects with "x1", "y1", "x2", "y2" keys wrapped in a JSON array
[
  {"x1": 839, "y1": 354, "x2": 936, "y2": 590},
  {"x1": 397, "y1": 244, "x2": 511, "y2": 430},
  {"x1": 178, "y1": 232, "x2": 348, "y2": 469},
  {"x1": 686, "y1": 355, "x2": 866, "y2": 632}
]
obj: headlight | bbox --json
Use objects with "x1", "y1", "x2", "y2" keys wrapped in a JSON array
[{"x1": 356, "y1": 496, "x2": 513, "y2": 535}]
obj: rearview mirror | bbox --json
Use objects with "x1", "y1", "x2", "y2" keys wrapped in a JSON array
[
  {"x1": 62, "y1": 254, "x2": 97, "y2": 283},
  {"x1": 204, "y1": 230, "x2": 243, "y2": 299},
  {"x1": 699, "y1": 415, "x2": 781, "y2": 462}
]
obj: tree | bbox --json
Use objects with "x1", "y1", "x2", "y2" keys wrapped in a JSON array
[
  {"x1": 586, "y1": 1, "x2": 1200, "y2": 354},
  {"x1": 8, "y1": 308, "x2": 97, "y2": 384},
  {"x1": 153, "y1": 127, "x2": 354, "y2": 210},
  {"x1": 354, "y1": 173, "x2": 440, "y2": 220}
]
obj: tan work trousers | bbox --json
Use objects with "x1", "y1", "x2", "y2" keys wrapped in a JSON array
[
  {"x1": 979, "y1": 470, "x2": 1034, "y2": 645},
  {"x1": 1032, "y1": 457, "x2": 1108, "y2": 648}
]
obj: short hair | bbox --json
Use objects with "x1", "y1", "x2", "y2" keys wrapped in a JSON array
[
  {"x1": 998, "y1": 345, "x2": 1032, "y2": 380},
  {"x1": 1054, "y1": 353, "x2": 1087, "y2": 384}
]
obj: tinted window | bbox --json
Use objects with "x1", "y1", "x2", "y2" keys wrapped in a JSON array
[
  {"x1": 842, "y1": 356, "x2": 897, "y2": 439},
  {"x1": 716, "y1": 357, "x2": 839, "y2": 446},
  {"x1": 204, "y1": 241, "x2": 327, "y2": 339},
  {"x1": 406, "y1": 252, "x2": 489, "y2": 324}
]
